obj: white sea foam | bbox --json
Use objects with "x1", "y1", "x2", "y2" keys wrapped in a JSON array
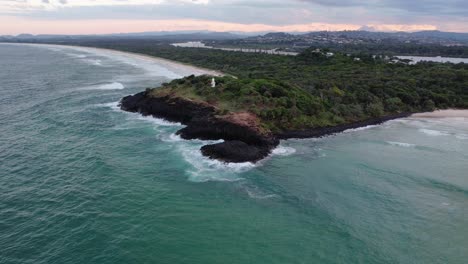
[
  {"x1": 24, "y1": 43, "x2": 223, "y2": 79},
  {"x1": 81, "y1": 82, "x2": 125, "y2": 90},
  {"x1": 161, "y1": 133, "x2": 184, "y2": 142},
  {"x1": 93, "y1": 101, "x2": 120, "y2": 110},
  {"x1": 82, "y1": 58, "x2": 103, "y2": 66},
  {"x1": 133, "y1": 115, "x2": 182, "y2": 127},
  {"x1": 419, "y1": 129, "x2": 449, "y2": 136},
  {"x1": 245, "y1": 189, "x2": 279, "y2": 200},
  {"x1": 180, "y1": 146, "x2": 255, "y2": 182},
  {"x1": 66, "y1": 53, "x2": 87, "y2": 59},
  {"x1": 456, "y1": 134, "x2": 468, "y2": 140},
  {"x1": 386, "y1": 141, "x2": 416, "y2": 148},
  {"x1": 272, "y1": 146, "x2": 296, "y2": 156},
  {"x1": 344, "y1": 125, "x2": 379, "y2": 133}
]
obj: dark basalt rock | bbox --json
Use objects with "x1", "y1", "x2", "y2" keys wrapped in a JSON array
[
  {"x1": 120, "y1": 91, "x2": 278, "y2": 163},
  {"x1": 120, "y1": 91, "x2": 412, "y2": 163},
  {"x1": 201, "y1": 141, "x2": 272, "y2": 163},
  {"x1": 120, "y1": 91, "x2": 215, "y2": 124},
  {"x1": 275, "y1": 112, "x2": 412, "y2": 139}
]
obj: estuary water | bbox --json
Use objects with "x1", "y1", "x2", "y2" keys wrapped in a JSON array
[
  {"x1": 1, "y1": 44, "x2": 467, "y2": 264},
  {"x1": 397, "y1": 55, "x2": 468, "y2": 64}
]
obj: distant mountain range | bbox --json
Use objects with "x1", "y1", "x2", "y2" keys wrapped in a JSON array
[
  {"x1": 1, "y1": 30, "x2": 468, "y2": 45},
  {"x1": 0, "y1": 31, "x2": 248, "y2": 41}
]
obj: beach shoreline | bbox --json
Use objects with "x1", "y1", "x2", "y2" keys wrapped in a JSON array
[
  {"x1": 411, "y1": 109, "x2": 468, "y2": 118},
  {"x1": 0, "y1": 42, "x2": 225, "y2": 77}
]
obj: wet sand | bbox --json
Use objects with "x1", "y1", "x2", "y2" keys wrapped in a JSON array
[{"x1": 412, "y1": 109, "x2": 468, "y2": 118}]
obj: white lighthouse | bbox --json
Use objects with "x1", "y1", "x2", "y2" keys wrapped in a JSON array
[{"x1": 211, "y1": 77, "x2": 216, "y2": 88}]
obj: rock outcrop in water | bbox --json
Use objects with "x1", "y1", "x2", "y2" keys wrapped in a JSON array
[
  {"x1": 120, "y1": 89, "x2": 412, "y2": 163},
  {"x1": 120, "y1": 75, "x2": 415, "y2": 163},
  {"x1": 120, "y1": 90, "x2": 279, "y2": 163}
]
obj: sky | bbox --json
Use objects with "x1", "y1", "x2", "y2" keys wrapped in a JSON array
[{"x1": 0, "y1": 0, "x2": 467, "y2": 35}]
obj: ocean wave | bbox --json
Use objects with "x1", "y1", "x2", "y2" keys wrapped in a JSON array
[
  {"x1": 66, "y1": 53, "x2": 87, "y2": 59},
  {"x1": 63, "y1": 46, "x2": 182, "y2": 78},
  {"x1": 456, "y1": 134, "x2": 468, "y2": 140},
  {"x1": 135, "y1": 115, "x2": 182, "y2": 127},
  {"x1": 93, "y1": 101, "x2": 120, "y2": 110},
  {"x1": 386, "y1": 141, "x2": 416, "y2": 148},
  {"x1": 344, "y1": 125, "x2": 379, "y2": 133},
  {"x1": 272, "y1": 146, "x2": 296, "y2": 156},
  {"x1": 245, "y1": 188, "x2": 279, "y2": 200},
  {"x1": 160, "y1": 133, "x2": 184, "y2": 142},
  {"x1": 180, "y1": 146, "x2": 255, "y2": 183},
  {"x1": 82, "y1": 58, "x2": 103, "y2": 66},
  {"x1": 81, "y1": 82, "x2": 125, "y2": 90},
  {"x1": 419, "y1": 129, "x2": 449, "y2": 136}
]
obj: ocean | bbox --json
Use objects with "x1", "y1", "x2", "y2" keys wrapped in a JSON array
[{"x1": 1, "y1": 43, "x2": 467, "y2": 264}]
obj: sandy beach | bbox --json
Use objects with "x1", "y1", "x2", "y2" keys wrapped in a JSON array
[
  {"x1": 85, "y1": 46, "x2": 225, "y2": 77},
  {"x1": 0, "y1": 43, "x2": 224, "y2": 78},
  {"x1": 412, "y1": 109, "x2": 468, "y2": 118}
]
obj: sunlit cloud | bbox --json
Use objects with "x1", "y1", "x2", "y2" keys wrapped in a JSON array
[
  {"x1": 0, "y1": 0, "x2": 466, "y2": 34},
  {"x1": 0, "y1": 17, "x2": 444, "y2": 35},
  {"x1": 1, "y1": 0, "x2": 209, "y2": 13}
]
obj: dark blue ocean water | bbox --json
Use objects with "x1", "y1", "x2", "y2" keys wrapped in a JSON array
[{"x1": 1, "y1": 44, "x2": 467, "y2": 264}]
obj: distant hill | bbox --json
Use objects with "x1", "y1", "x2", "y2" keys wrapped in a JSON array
[
  {"x1": 2, "y1": 29, "x2": 468, "y2": 46},
  {"x1": 0, "y1": 31, "x2": 245, "y2": 42}
]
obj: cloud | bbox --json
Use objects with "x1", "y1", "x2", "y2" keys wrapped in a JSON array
[
  {"x1": 0, "y1": 0, "x2": 210, "y2": 13},
  {"x1": 297, "y1": 0, "x2": 468, "y2": 16},
  {"x1": 0, "y1": 0, "x2": 467, "y2": 33}
]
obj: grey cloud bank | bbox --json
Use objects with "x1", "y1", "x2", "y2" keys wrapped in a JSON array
[{"x1": 0, "y1": 0, "x2": 467, "y2": 32}]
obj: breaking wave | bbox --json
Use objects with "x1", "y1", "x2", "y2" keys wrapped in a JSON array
[
  {"x1": 272, "y1": 146, "x2": 296, "y2": 156},
  {"x1": 386, "y1": 141, "x2": 416, "y2": 148},
  {"x1": 419, "y1": 129, "x2": 449, "y2": 136},
  {"x1": 81, "y1": 82, "x2": 125, "y2": 90},
  {"x1": 344, "y1": 125, "x2": 379, "y2": 133}
]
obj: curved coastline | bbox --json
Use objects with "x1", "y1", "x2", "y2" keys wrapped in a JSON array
[
  {"x1": 0, "y1": 42, "x2": 224, "y2": 77},
  {"x1": 5, "y1": 43, "x2": 463, "y2": 163},
  {"x1": 411, "y1": 109, "x2": 468, "y2": 118},
  {"x1": 119, "y1": 90, "x2": 416, "y2": 163}
]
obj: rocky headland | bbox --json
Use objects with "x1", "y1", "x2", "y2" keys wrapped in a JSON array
[
  {"x1": 120, "y1": 90, "x2": 279, "y2": 163},
  {"x1": 120, "y1": 75, "x2": 415, "y2": 163}
]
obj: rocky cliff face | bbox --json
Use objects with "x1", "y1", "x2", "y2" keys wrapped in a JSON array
[
  {"x1": 121, "y1": 90, "x2": 412, "y2": 163},
  {"x1": 120, "y1": 90, "x2": 279, "y2": 163}
]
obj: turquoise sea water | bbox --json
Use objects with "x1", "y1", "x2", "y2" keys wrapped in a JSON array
[{"x1": 1, "y1": 44, "x2": 468, "y2": 264}]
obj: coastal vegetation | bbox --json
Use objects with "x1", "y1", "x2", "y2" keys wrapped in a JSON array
[
  {"x1": 77, "y1": 40, "x2": 467, "y2": 162},
  {"x1": 100, "y1": 42, "x2": 468, "y2": 132}
]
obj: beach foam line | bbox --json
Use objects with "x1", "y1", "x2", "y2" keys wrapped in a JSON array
[
  {"x1": 18, "y1": 43, "x2": 224, "y2": 78},
  {"x1": 343, "y1": 125, "x2": 379, "y2": 133},
  {"x1": 412, "y1": 109, "x2": 468, "y2": 118}
]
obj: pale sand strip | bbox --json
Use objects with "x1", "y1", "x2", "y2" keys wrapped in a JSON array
[
  {"x1": 412, "y1": 109, "x2": 468, "y2": 118},
  {"x1": 1, "y1": 43, "x2": 224, "y2": 77},
  {"x1": 82, "y1": 46, "x2": 225, "y2": 77}
]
